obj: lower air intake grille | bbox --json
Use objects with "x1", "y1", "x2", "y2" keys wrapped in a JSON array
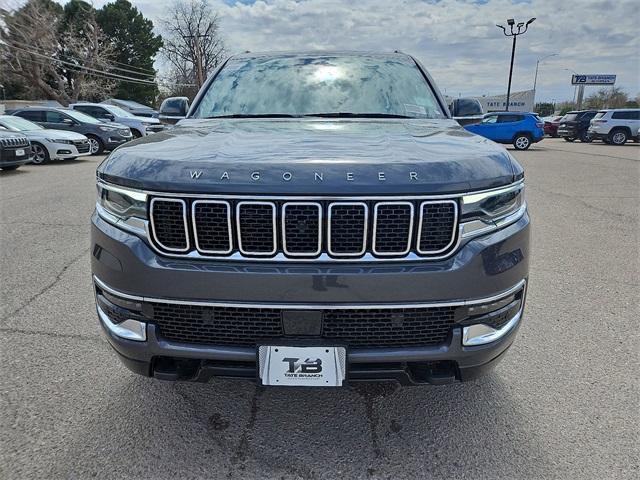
[
  {"x1": 149, "y1": 303, "x2": 457, "y2": 348},
  {"x1": 152, "y1": 303, "x2": 283, "y2": 344}
]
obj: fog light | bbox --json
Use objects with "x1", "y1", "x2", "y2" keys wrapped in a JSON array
[
  {"x1": 97, "y1": 305, "x2": 146, "y2": 341},
  {"x1": 462, "y1": 309, "x2": 522, "y2": 346}
]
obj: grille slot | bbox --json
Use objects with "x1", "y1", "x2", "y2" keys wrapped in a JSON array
[
  {"x1": 328, "y1": 202, "x2": 368, "y2": 256},
  {"x1": 150, "y1": 303, "x2": 457, "y2": 347},
  {"x1": 193, "y1": 200, "x2": 232, "y2": 254},
  {"x1": 323, "y1": 307, "x2": 456, "y2": 347},
  {"x1": 236, "y1": 202, "x2": 277, "y2": 255},
  {"x1": 417, "y1": 201, "x2": 458, "y2": 254},
  {"x1": 150, "y1": 198, "x2": 189, "y2": 252},
  {"x1": 282, "y1": 203, "x2": 322, "y2": 256},
  {"x1": 373, "y1": 202, "x2": 414, "y2": 255}
]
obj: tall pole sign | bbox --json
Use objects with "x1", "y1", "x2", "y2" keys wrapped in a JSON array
[{"x1": 571, "y1": 74, "x2": 616, "y2": 109}]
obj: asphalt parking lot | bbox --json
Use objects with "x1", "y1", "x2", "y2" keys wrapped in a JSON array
[{"x1": 0, "y1": 138, "x2": 638, "y2": 479}]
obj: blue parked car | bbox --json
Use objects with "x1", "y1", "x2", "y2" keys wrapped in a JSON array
[{"x1": 464, "y1": 112, "x2": 544, "y2": 150}]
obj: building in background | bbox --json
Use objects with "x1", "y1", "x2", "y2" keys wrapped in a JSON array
[{"x1": 476, "y1": 90, "x2": 535, "y2": 113}]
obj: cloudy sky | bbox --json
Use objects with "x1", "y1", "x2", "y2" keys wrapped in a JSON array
[{"x1": 61, "y1": 0, "x2": 640, "y2": 102}]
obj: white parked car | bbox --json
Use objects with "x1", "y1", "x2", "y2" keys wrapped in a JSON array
[
  {"x1": 0, "y1": 115, "x2": 91, "y2": 164},
  {"x1": 588, "y1": 109, "x2": 640, "y2": 145}
]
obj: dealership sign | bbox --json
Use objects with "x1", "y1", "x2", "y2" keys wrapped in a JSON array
[{"x1": 571, "y1": 74, "x2": 616, "y2": 85}]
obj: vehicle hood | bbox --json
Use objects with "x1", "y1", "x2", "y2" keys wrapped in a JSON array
[
  {"x1": 26, "y1": 129, "x2": 87, "y2": 141},
  {"x1": 99, "y1": 121, "x2": 130, "y2": 130},
  {"x1": 133, "y1": 116, "x2": 160, "y2": 124},
  {"x1": 98, "y1": 118, "x2": 520, "y2": 195}
]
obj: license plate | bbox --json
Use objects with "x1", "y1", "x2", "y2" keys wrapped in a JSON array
[
  {"x1": 15, "y1": 149, "x2": 25, "y2": 156},
  {"x1": 258, "y1": 345, "x2": 346, "y2": 387}
]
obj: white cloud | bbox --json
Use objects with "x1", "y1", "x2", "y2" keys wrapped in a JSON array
[{"x1": 60, "y1": 0, "x2": 640, "y2": 102}]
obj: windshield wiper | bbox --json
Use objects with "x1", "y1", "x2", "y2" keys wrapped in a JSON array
[
  {"x1": 303, "y1": 112, "x2": 412, "y2": 119},
  {"x1": 204, "y1": 114, "x2": 299, "y2": 119}
]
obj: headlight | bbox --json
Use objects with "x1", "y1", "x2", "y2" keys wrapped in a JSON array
[
  {"x1": 460, "y1": 182, "x2": 526, "y2": 238},
  {"x1": 46, "y1": 138, "x2": 73, "y2": 144},
  {"x1": 98, "y1": 126, "x2": 117, "y2": 132},
  {"x1": 96, "y1": 183, "x2": 147, "y2": 234}
]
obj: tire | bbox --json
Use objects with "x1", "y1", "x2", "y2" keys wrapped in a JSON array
[
  {"x1": 579, "y1": 131, "x2": 592, "y2": 143},
  {"x1": 31, "y1": 142, "x2": 50, "y2": 164},
  {"x1": 609, "y1": 129, "x2": 628, "y2": 145},
  {"x1": 563, "y1": 137, "x2": 575, "y2": 142},
  {"x1": 131, "y1": 129, "x2": 143, "y2": 139},
  {"x1": 513, "y1": 134, "x2": 532, "y2": 150},
  {"x1": 1, "y1": 165, "x2": 20, "y2": 171},
  {"x1": 87, "y1": 135, "x2": 104, "y2": 155}
]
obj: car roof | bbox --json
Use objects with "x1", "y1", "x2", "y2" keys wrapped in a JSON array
[
  {"x1": 15, "y1": 106, "x2": 70, "y2": 112},
  {"x1": 597, "y1": 108, "x2": 639, "y2": 112},
  {"x1": 230, "y1": 50, "x2": 415, "y2": 62}
]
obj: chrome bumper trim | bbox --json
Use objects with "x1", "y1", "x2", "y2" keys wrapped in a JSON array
[{"x1": 93, "y1": 275, "x2": 526, "y2": 311}]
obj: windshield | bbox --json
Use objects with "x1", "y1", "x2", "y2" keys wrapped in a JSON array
[
  {"x1": 192, "y1": 54, "x2": 445, "y2": 119},
  {"x1": 593, "y1": 112, "x2": 607, "y2": 120},
  {"x1": 562, "y1": 113, "x2": 578, "y2": 121},
  {"x1": 104, "y1": 105, "x2": 135, "y2": 118},
  {"x1": 0, "y1": 116, "x2": 43, "y2": 131},
  {"x1": 64, "y1": 109, "x2": 103, "y2": 124}
]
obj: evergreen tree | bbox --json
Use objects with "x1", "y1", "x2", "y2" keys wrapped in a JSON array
[{"x1": 96, "y1": 0, "x2": 163, "y2": 106}]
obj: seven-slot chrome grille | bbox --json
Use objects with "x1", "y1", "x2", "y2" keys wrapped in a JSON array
[
  {"x1": 149, "y1": 197, "x2": 458, "y2": 260},
  {"x1": 0, "y1": 136, "x2": 29, "y2": 148}
]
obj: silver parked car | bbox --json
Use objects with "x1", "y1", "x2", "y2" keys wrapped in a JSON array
[
  {"x1": 69, "y1": 103, "x2": 164, "y2": 138},
  {"x1": 0, "y1": 115, "x2": 91, "y2": 164}
]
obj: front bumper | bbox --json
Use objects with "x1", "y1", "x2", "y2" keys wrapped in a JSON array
[
  {"x1": 50, "y1": 143, "x2": 91, "y2": 160},
  {"x1": 1, "y1": 147, "x2": 32, "y2": 167},
  {"x1": 91, "y1": 211, "x2": 530, "y2": 385},
  {"x1": 104, "y1": 135, "x2": 132, "y2": 150}
]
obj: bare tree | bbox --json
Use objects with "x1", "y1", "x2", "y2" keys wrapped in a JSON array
[
  {"x1": 160, "y1": 0, "x2": 226, "y2": 90},
  {"x1": 0, "y1": 0, "x2": 115, "y2": 105}
]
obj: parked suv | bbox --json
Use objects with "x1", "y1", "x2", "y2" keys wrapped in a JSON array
[
  {"x1": 588, "y1": 109, "x2": 640, "y2": 145},
  {"x1": 92, "y1": 52, "x2": 530, "y2": 387},
  {"x1": 0, "y1": 115, "x2": 90, "y2": 164},
  {"x1": 557, "y1": 110, "x2": 598, "y2": 142},
  {"x1": 12, "y1": 107, "x2": 132, "y2": 155},
  {"x1": 464, "y1": 112, "x2": 544, "y2": 150},
  {"x1": 70, "y1": 103, "x2": 164, "y2": 138},
  {"x1": 0, "y1": 130, "x2": 31, "y2": 171}
]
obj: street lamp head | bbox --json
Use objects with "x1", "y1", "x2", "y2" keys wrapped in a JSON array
[
  {"x1": 526, "y1": 17, "x2": 536, "y2": 25},
  {"x1": 507, "y1": 18, "x2": 515, "y2": 26}
]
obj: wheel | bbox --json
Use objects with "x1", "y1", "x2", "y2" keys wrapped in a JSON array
[
  {"x1": 0, "y1": 165, "x2": 20, "y2": 171},
  {"x1": 563, "y1": 137, "x2": 575, "y2": 142},
  {"x1": 513, "y1": 134, "x2": 531, "y2": 150},
  {"x1": 131, "y1": 129, "x2": 143, "y2": 139},
  {"x1": 609, "y1": 129, "x2": 628, "y2": 145},
  {"x1": 87, "y1": 135, "x2": 104, "y2": 155},
  {"x1": 31, "y1": 142, "x2": 50, "y2": 164},
  {"x1": 579, "y1": 131, "x2": 592, "y2": 143}
]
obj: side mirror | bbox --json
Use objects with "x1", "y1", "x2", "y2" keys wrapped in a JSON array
[
  {"x1": 159, "y1": 97, "x2": 189, "y2": 125},
  {"x1": 104, "y1": 113, "x2": 115, "y2": 121},
  {"x1": 450, "y1": 98, "x2": 484, "y2": 126},
  {"x1": 62, "y1": 118, "x2": 74, "y2": 125}
]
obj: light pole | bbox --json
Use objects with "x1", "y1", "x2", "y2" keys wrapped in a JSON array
[
  {"x1": 496, "y1": 17, "x2": 536, "y2": 111},
  {"x1": 533, "y1": 53, "x2": 558, "y2": 93}
]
